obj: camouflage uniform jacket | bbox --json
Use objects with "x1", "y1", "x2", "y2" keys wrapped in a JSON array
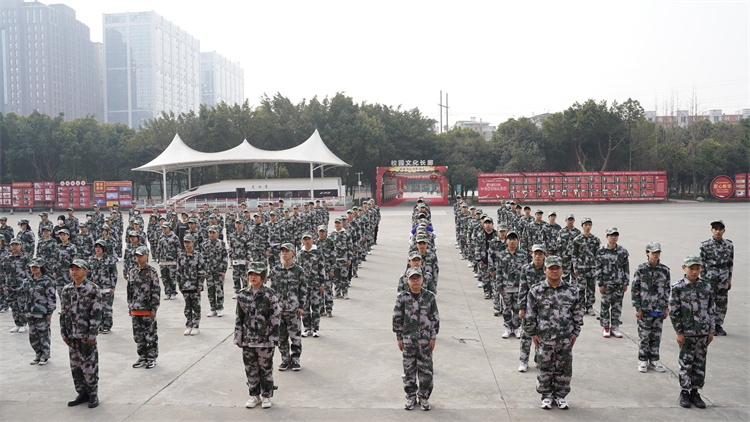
[
  {"x1": 331, "y1": 229, "x2": 353, "y2": 261},
  {"x1": 24, "y1": 274, "x2": 56, "y2": 317},
  {"x1": 569, "y1": 233, "x2": 601, "y2": 270},
  {"x1": 91, "y1": 211, "x2": 105, "y2": 234},
  {"x1": 518, "y1": 262, "x2": 546, "y2": 311},
  {"x1": 123, "y1": 243, "x2": 141, "y2": 278},
  {"x1": 595, "y1": 244, "x2": 630, "y2": 285},
  {"x1": 397, "y1": 270, "x2": 436, "y2": 294},
  {"x1": 4, "y1": 252, "x2": 30, "y2": 290},
  {"x1": 497, "y1": 248, "x2": 529, "y2": 291},
  {"x1": 669, "y1": 277, "x2": 715, "y2": 336},
  {"x1": 147, "y1": 219, "x2": 161, "y2": 248},
  {"x1": 88, "y1": 254, "x2": 118, "y2": 290},
  {"x1": 296, "y1": 246, "x2": 326, "y2": 289},
  {"x1": 127, "y1": 264, "x2": 160, "y2": 313},
  {"x1": 248, "y1": 223, "x2": 269, "y2": 253},
  {"x1": 0, "y1": 246, "x2": 9, "y2": 286},
  {"x1": 60, "y1": 279, "x2": 102, "y2": 341},
  {"x1": 75, "y1": 231, "x2": 95, "y2": 259},
  {"x1": 314, "y1": 236, "x2": 335, "y2": 275},
  {"x1": 176, "y1": 251, "x2": 206, "y2": 291},
  {"x1": 525, "y1": 280, "x2": 583, "y2": 343},
  {"x1": 0, "y1": 225, "x2": 15, "y2": 245},
  {"x1": 474, "y1": 229, "x2": 501, "y2": 266},
  {"x1": 265, "y1": 221, "x2": 284, "y2": 247},
  {"x1": 36, "y1": 238, "x2": 59, "y2": 267},
  {"x1": 392, "y1": 289, "x2": 440, "y2": 342},
  {"x1": 224, "y1": 216, "x2": 237, "y2": 238},
  {"x1": 544, "y1": 223, "x2": 562, "y2": 254},
  {"x1": 699, "y1": 237, "x2": 734, "y2": 283},
  {"x1": 18, "y1": 228, "x2": 35, "y2": 256},
  {"x1": 202, "y1": 239, "x2": 228, "y2": 274},
  {"x1": 558, "y1": 226, "x2": 581, "y2": 265},
  {"x1": 156, "y1": 231, "x2": 181, "y2": 261},
  {"x1": 268, "y1": 263, "x2": 306, "y2": 313},
  {"x1": 55, "y1": 242, "x2": 79, "y2": 278},
  {"x1": 631, "y1": 261, "x2": 671, "y2": 313},
  {"x1": 187, "y1": 229, "x2": 204, "y2": 252},
  {"x1": 65, "y1": 215, "x2": 80, "y2": 238},
  {"x1": 234, "y1": 285, "x2": 281, "y2": 347},
  {"x1": 527, "y1": 220, "x2": 549, "y2": 250},
  {"x1": 228, "y1": 231, "x2": 251, "y2": 262}
]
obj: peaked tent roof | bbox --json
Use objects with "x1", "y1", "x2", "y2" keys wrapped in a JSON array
[{"x1": 132, "y1": 129, "x2": 350, "y2": 173}]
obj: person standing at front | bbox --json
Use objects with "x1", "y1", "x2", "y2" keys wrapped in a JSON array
[
  {"x1": 177, "y1": 234, "x2": 206, "y2": 336},
  {"x1": 267, "y1": 243, "x2": 305, "y2": 372}
]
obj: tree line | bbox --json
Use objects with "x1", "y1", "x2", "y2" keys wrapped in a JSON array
[{"x1": 0, "y1": 94, "x2": 747, "y2": 200}]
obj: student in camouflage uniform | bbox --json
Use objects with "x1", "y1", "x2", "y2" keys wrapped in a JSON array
[
  {"x1": 670, "y1": 255, "x2": 714, "y2": 409},
  {"x1": 17, "y1": 218, "x2": 36, "y2": 256},
  {"x1": 65, "y1": 208, "x2": 80, "y2": 240},
  {"x1": 699, "y1": 219, "x2": 733, "y2": 336},
  {"x1": 497, "y1": 231, "x2": 529, "y2": 339},
  {"x1": 24, "y1": 258, "x2": 56, "y2": 365},
  {"x1": 88, "y1": 240, "x2": 118, "y2": 334},
  {"x1": 631, "y1": 242, "x2": 670, "y2": 373},
  {"x1": 315, "y1": 225, "x2": 336, "y2": 317},
  {"x1": 0, "y1": 234, "x2": 10, "y2": 312},
  {"x1": 331, "y1": 218, "x2": 353, "y2": 299},
  {"x1": 475, "y1": 217, "x2": 501, "y2": 301},
  {"x1": 37, "y1": 211, "x2": 51, "y2": 238},
  {"x1": 147, "y1": 214, "x2": 160, "y2": 255},
  {"x1": 596, "y1": 227, "x2": 630, "y2": 338},
  {"x1": 61, "y1": 259, "x2": 102, "y2": 408},
  {"x1": 229, "y1": 219, "x2": 252, "y2": 297},
  {"x1": 544, "y1": 212, "x2": 562, "y2": 256},
  {"x1": 518, "y1": 244, "x2": 547, "y2": 372},
  {"x1": 266, "y1": 211, "x2": 284, "y2": 270},
  {"x1": 6, "y1": 239, "x2": 31, "y2": 332},
  {"x1": 91, "y1": 204, "x2": 104, "y2": 235},
  {"x1": 527, "y1": 210, "x2": 549, "y2": 253},
  {"x1": 268, "y1": 243, "x2": 305, "y2": 371},
  {"x1": 76, "y1": 223, "x2": 95, "y2": 259},
  {"x1": 128, "y1": 246, "x2": 160, "y2": 369},
  {"x1": 204, "y1": 225, "x2": 228, "y2": 317},
  {"x1": 186, "y1": 219, "x2": 204, "y2": 253},
  {"x1": 235, "y1": 262, "x2": 280, "y2": 409},
  {"x1": 248, "y1": 213, "x2": 269, "y2": 263},
  {"x1": 569, "y1": 217, "x2": 600, "y2": 315},
  {"x1": 156, "y1": 223, "x2": 180, "y2": 300},
  {"x1": 525, "y1": 255, "x2": 583, "y2": 410},
  {"x1": 123, "y1": 231, "x2": 142, "y2": 285},
  {"x1": 393, "y1": 267, "x2": 439, "y2": 411},
  {"x1": 413, "y1": 234, "x2": 439, "y2": 290},
  {"x1": 297, "y1": 232, "x2": 325, "y2": 337},
  {"x1": 54, "y1": 229, "x2": 78, "y2": 301},
  {"x1": 36, "y1": 224, "x2": 58, "y2": 267},
  {"x1": 177, "y1": 234, "x2": 206, "y2": 336},
  {"x1": 101, "y1": 220, "x2": 118, "y2": 260},
  {"x1": 0, "y1": 216, "x2": 16, "y2": 246}
]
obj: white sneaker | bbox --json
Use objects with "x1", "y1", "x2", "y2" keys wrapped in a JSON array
[
  {"x1": 555, "y1": 398, "x2": 569, "y2": 409},
  {"x1": 477, "y1": 282, "x2": 483, "y2": 288},
  {"x1": 261, "y1": 397, "x2": 272, "y2": 408},
  {"x1": 216, "y1": 310, "x2": 223, "y2": 317},
  {"x1": 638, "y1": 360, "x2": 648, "y2": 373},
  {"x1": 312, "y1": 330, "x2": 319, "y2": 337},
  {"x1": 232, "y1": 294, "x2": 238, "y2": 299},
  {"x1": 183, "y1": 327, "x2": 193, "y2": 336},
  {"x1": 502, "y1": 329, "x2": 511, "y2": 339},
  {"x1": 190, "y1": 328, "x2": 200, "y2": 336},
  {"x1": 650, "y1": 361, "x2": 666, "y2": 372},
  {"x1": 467, "y1": 263, "x2": 473, "y2": 268},
  {"x1": 207, "y1": 311, "x2": 217, "y2": 317},
  {"x1": 473, "y1": 273, "x2": 478, "y2": 278},
  {"x1": 518, "y1": 361, "x2": 528, "y2": 372},
  {"x1": 18, "y1": 325, "x2": 27, "y2": 333},
  {"x1": 514, "y1": 328, "x2": 521, "y2": 338},
  {"x1": 602, "y1": 328, "x2": 610, "y2": 338},
  {"x1": 301, "y1": 330, "x2": 310, "y2": 338},
  {"x1": 10, "y1": 326, "x2": 19, "y2": 333},
  {"x1": 611, "y1": 328, "x2": 623, "y2": 338},
  {"x1": 540, "y1": 398, "x2": 553, "y2": 409},
  {"x1": 245, "y1": 396, "x2": 261, "y2": 408}
]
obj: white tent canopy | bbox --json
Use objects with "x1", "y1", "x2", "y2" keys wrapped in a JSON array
[{"x1": 132, "y1": 129, "x2": 351, "y2": 205}]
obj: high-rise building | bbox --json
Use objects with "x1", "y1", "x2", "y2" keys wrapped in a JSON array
[
  {"x1": 200, "y1": 51, "x2": 244, "y2": 107},
  {"x1": 0, "y1": 0, "x2": 102, "y2": 120},
  {"x1": 103, "y1": 11, "x2": 200, "y2": 128}
]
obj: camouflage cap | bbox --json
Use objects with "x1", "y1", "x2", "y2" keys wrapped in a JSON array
[
  {"x1": 229, "y1": 212, "x2": 237, "y2": 217},
  {"x1": 39, "y1": 211, "x2": 49, "y2": 217},
  {"x1": 269, "y1": 211, "x2": 277, "y2": 216},
  {"x1": 548, "y1": 211, "x2": 557, "y2": 217},
  {"x1": 415, "y1": 234, "x2": 430, "y2": 243},
  {"x1": 334, "y1": 218, "x2": 342, "y2": 223},
  {"x1": 10, "y1": 237, "x2": 22, "y2": 245},
  {"x1": 580, "y1": 217, "x2": 592, "y2": 224},
  {"x1": 234, "y1": 219, "x2": 244, "y2": 224},
  {"x1": 208, "y1": 225, "x2": 220, "y2": 232},
  {"x1": 301, "y1": 232, "x2": 314, "y2": 239},
  {"x1": 183, "y1": 234, "x2": 196, "y2": 243},
  {"x1": 101, "y1": 224, "x2": 111, "y2": 231},
  {"x1": 190, "y1": 208, "x2": 198, "y2": 213},
  {"x1": 0, "y1": 216, "x2": 6, "y2": 220},
  {"x1": 408, "y1": 251, "x2": 423, "y2": 260},
  {"x1": 416, "y1": 227, "x2": 427, "y2": 233},
  {"x1": 29, "y1": 257, "x2": 45, "y2": 267},
  {"x1": 19, "y1": 218, "x2": 29, "y2": 224},
  {"x1": 135, "y1": 246, "x2": 150, "y2": 256},
  {"x1": 94, "y1": 239, "x2": 108, "y2": 249},
  {"x1": 79, "y1": 222, "x2": 88, "y2": 228},
  {"x1": 93, "y1": 204, "x2": 100, "y2": 208},
  {"x1": 158, "y1": 216, "x2": 167, "y2": 220},
  {"x1": 710, "y1": 219, "x2": 725, "y2": 228},
  {"x1": 280, "y1": 243, "x2": 295, "y2": 251},
  {"x1": 523, "y1": 206, "x2": 531, "y2": 210},
  {"x1": 483, "y1": 217, "x2": 494, "y2": 223},
  {"x1": 198, "y1": 209, "x2": 205, "y2": 214},
  {"x1": 469, "y1": 206, "x2": 476, "y2": 210},
  {"x1": 128, "y1": 230, "x2": 140, "y2": 238},
  {"x1": 317, "y1": 225, "x2": 328, "y2": 232},
  {"x1": 497, "y1": 223, "x2": 508, "y2": 231},
  {"x1": 66, "y1": 207, "x2": 74, "y2": 212},
  {"x1": 646, "y1": 242, "x2": 661, "y2": 252},
  {"x1": 406, "y1": 267, "x2": 423, "y2": 278},
  {"x1": 566, "y1": 213, "x2": 575, "y2": 220},
  {"x1": 544, "y1": 255, "x2": 563, "y2": 268},
  {"x1": 188, "y1": 218, "x2": 198, "y2": 224},
  {"x1": 129, "y1": 217, "x2": 137, "y2": 223},
  {"x1": 683, "y1": 255, "x2": 702, "y2": 267},
  {"x1": 417, "y1": 213, "x2": 427, "y2": 219},
  {"x1": 0, "y1": 234, "x2": 5, "y2": 242},
  {"x1": 535, "y1": 209, "x2": 543, "y2": 214},
  {"x1": 247, "y1": 261, "x2": 267, "y2": 275},
  {"x1": 209, "y1": 214, "x2": 217, "y2": 219},
  {"x1": 42, "y1": 222, "x2": 53, "y2": 231},
  {"x1": 461, "y1": 203, "x2": 468, "y2": 208},
  {"x1": 85, "y1": 212, "x2": 93, "y2": 217},
  {"x1": 475, "y1": 208, "x2": 483, "y2": 214},
  {"x1": 69, "y1": 258, "x2": 89, "y2": 270},
  {"x1": 531, "y1": 244, "x2": 547, "y2": 253},
  {"x1": 506, "y1": 230, "x2": 519, "y2": 239},
  {"x1": 104, "y1": 216, "x2": 113, "y2": 221},
  {"x1": 606, "y1": 227, "x2": 619, "y2": 236},
  {"x1": 253, "y1": 213, "x2": 261, "y2": 218},
  {"x1": 161, "y1": 222, "x2": 171, "y2": 228},
  {"x1": 59, "y1": 228, "x2": 70, "y2": 235}
]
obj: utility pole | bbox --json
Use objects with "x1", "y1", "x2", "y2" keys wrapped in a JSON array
[
  {"x1": 438, "y1": 91, "x2": 449, "y2": 133},
  {"x1": 446, "y1": 93, "x2": 449, "y2": 131},
  {"x1": 356, "y1": 171, "x2": 363, "y2": 206}
]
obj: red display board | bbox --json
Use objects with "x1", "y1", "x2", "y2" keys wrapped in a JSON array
[
  {"x1": 11, "y1": 182, "x2": 34, "y2": 207},
  {"x1": 735, "y1": 174, "x2": 748, "y2": 198},
  {"x1": 478, "y1": 171, "x2": 668, "y2": 203},
  {"x1": 376, "y1": 166, "x2": 448, "y2": 206},
  {"x1": 0, "y1": 185, "x2": 11, "y2": 207},
  {"x1": 93, "y1": 181, "x2": 133, "y2": 208},
  {"x1": 33, "y1": 182, "x2": 55, "y2": 204},
  {"x1": 56, "y1": 181, "x2": 92, "y2": 209}
]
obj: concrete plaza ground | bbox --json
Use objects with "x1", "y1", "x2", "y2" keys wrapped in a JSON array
[{"x1": 1, "y1": 201, "x2": 748, "y2": 421}]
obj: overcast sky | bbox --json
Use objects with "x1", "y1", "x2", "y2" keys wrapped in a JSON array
[{"x1": 61, "y1": 0, "x2": 749, "y2": 128}]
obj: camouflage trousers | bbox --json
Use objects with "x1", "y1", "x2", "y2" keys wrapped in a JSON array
[
  {"x1": 6, "y1": 287, "x2": 25, "y2": 326},
  {"x1": 182, "y1": 291, "x2": 201, "y2": 328},
  {"x1": 67, "y1": 338, "x2": 98, "y2": 396},
  {"x1": 637, "y1": 313, "x2": 664, "y2": 362},
  {"x1": 402, "y1": 339, "x2": 434, "y2": 400},
  {"x1": 267, "y1": 247, "x2": 280, "y2": 270},
  {"x1": 250, "y1": 249, "x2": 266, "y2": 264},
  {"x1": 536, "y1": 338, "x2": 573, "y2": 399},
  {"x1": 519, "y1": 318, "x2": 539, "y2": 364},
  {"x1": 302, "y1": 285, "x2": 322, "y2": 331},
  {"x1": 707, "y1": 268, "x2": 731, "y2": 326},
  {"x1": 459, "y1": 237, "x2": 469, "y2": 258},
  {"x1": 575, "y1": 268, "x2": 596, "y2": 310},
  {"x1": 242, "y1": 346, "x2": 275, "y2": 397},
  {"x1": 0, "y1": 284, "x2": 7, "y2": 310},
  {"x1": 599, "y1": 284, "x2": 624, "y2": 329},
  {"x1": 502, "y1": 291, "x2": 521, "y2": 331},
  {"x1": 333, "y1": 260, "x2": 349, "y2": 296},
  {"x1": 28, "y1": 316, "x2": 51, "y2": 359},
  {"x1": 232, "y1": 263, "x2": 248, "y2": 293},
  {"x1": 56, "y1": 272, "x2": 73, "y2": 304},
  {"x1": 160, "y1": 265, "x2": 177, "y2": 297},
  {"x1": 101, "y1": 290, "x2": 115, "y2": 331},
  {"x1": 492, "y1": 281, "x2": 504, "y2": 313},
  {"x1": 132, "y1": 315, "x2": 158, "y2": 360},
  {"x1": 206, "y1": 273, "x2": 224, "y2": 311},
  {"x1": 278, "y1": 311, "x2": 302, "y2": 363},
  {"x1": 678, "y1": 335, "x2": 709, "y2": 390},
  {"x1": 321, "y1": 280, "x2": 334, "y2": 314},
  {"x1": 477, "y1": 262, "x2": 492, "y2": 298}
]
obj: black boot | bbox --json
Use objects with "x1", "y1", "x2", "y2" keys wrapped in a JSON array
[
  {"x1": 690, "y1": 390, "x2": 706, "y2": 409},
  {"x1": 88, "y1": 394, "x2": 99, "y2": 408},
  {"x1": 68, "y1": 392, "x2": 89, "y2": 407},
  {"x1": 679, "y1": 390, "x2": 691, "y2": 408},
  {"x1": 715, "y1": 324, "x2": 727, "y2": 336}
]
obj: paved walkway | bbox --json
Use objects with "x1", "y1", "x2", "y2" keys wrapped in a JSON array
[{"x1": 1, "y1": 202, "x2": 748, "y2": 421}]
